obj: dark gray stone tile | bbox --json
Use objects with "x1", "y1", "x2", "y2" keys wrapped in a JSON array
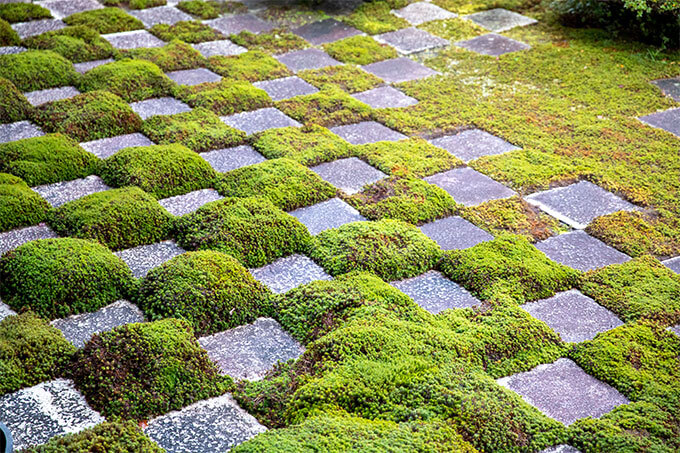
[
  {"x1": 639, "y1": 107, "x2": 680, "y2": 137},
  {"x1": 456, "y1": 33, "x2": 530, "y2": 56},
  {"x1": 391, "y1": 270, "x2": 480, "y2": 313},
  {"x1": 166, "y1": 68, "x2": 222, "y2": 86},
  {"x1": 130, "y1": 97, "x2": 192, "y2": 120},
  {"x1": 0, "y1": 120, "x2": 43, "y2": 144},
  {"x1": 32, "y1": 175, "x2": 111, "y2": 208},
  {"x1": 115, "y1": 240, "x2": 185, "y2": 278},
  {"x1": 80, "y1": 132, "x2": 154, "y2": 159},
  {"x1": 663, "y1": 256, "x2": 680, "y2": 274},
  {"x1": 254, "y1": 76, "x2": 318, "y2": 101},
  {"x1": 352, "y1": 86, "x2": 418, "y2": 109},
  {"x1": 103, "y1": 30, "x2": 165, "y2": 50},
  {"x1": 465, "y1": 8, "x2": 537, "y2": 32},
  {"x1": 201, "y1": 145, "x2": 266, "y2": 172},
  {"x1": 424, "y1": 167, "x2": 516, "y2": 206},
  {"x1": 289, "y1": 197, "x2": 365, "y2": 235},
  {"x1": 193, "y1": 39, "x2": 247, "y2": 57},
  {"x1": 0, "y1": 299, "x2": 15, "y2": 322},
  {"x1": 159, "y1": 188, "x2": 224, "y2": 217},
  {"x1": 276, "y1": 48, "x2": 342, "y2": 73},
  {"x1": 310, "y1": 157, "x2": 387, "y2": 194},
  {"x1": 429, "y1": 128, "x2": 519, "y2": 162},
  {"x1": 652, "y1": 78, "x2": 680, "y2": 102},
  {"x1": 362, "y1": 57, "x2": 438, "y2": 83},
  {"x1": 330, "y1": 121, "x2": 406, "y2": 145},
  {"x1": 0, "y1": 223, "x2": 57, "y2": 256},
  {"x1": 41, "y1": 0, "x2": 102, "y2": 19},
  {"x1": 292, "y1": 18, "x2": 361, "y2": 45},
  {"x1": 129, "y1": 6, "x2": 192, "y2": 27},
  {"x1": 23, "y1": 86, "x2": 80, "y2": 107},
  {"x1": 250, "y1": 254, "x2": 332, "y2": 294},
  {"x1": 419, "y1": 215, "x2": 493, "y2": 250},
  {"x1": 541, "y1": 445, "x2": 582, "y2": 453},
  {"x1": 0, "y1": 46, "x2": 26, "y2": 55},
  {"x1": 12, "y1": 19, "x2": 66, "y2": 39},
  {"x1": 221, "y1": 107, "x2": 301, "y2": 135},
  {"x1": 392, "y1": 2, "x2": 457, "y2": 26},
  {"x1": 535, "y1": 231, "x2": 631, "y2": 272},
  {"x1": 205, "y1": 14, "x2": 275, "y2": 35},
  {"x1": 73, "y1": 58, "x2": 115, "y2": 74},
  {"x1": 376, "y1": 27, "x2": 449, "y2": 54}
]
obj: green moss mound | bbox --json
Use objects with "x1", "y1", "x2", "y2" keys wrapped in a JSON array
[
  {"x1": 175, "y1": 197, "x2": 311, "y2": 267},
  {"x1": 135, "y1": 251, "x2": 271, "y2": 335},
  {"x1": 128, "y1": 0, "x2": 166, "y2": 9},
  {"x1": 0, "y1": 3, "x2": 51, "y2": 23},
  {"x1": 100, "y1": 143, "x2": 216, "y2": 199},
  {"x1": 355, "y1": 138, "x2": 461, "y2": 177},
  {"x1": 344, "y1": 1, "x2": 409, "y2": 34},
  {"x1": 119, "y1": 39, "x2": 206, "y2": 71},
  {"x1": 0, "y1": 238, "x2": 133, "y2": 319},
  {"x1": 252, "y1": 125, "x2": 354, "y2": 166},
  {"x1": 0, "y1": 50, "x2": 78, "y2": 92},
  {"x1": 177, "y1": 0, "x2": 247, "y2": 19},
  {"x1": 299, "y1": 65, "x2": 383, "y2": 93},
  {"x1": 150, "y1": 20, "x2": 225, "y2": 43},
  {"x1": 80, "y1": 59, "x2": 175, "y2": 102},
  {"x1": 63, "y1": 8, "x2": 144, "y2": 34},
  {"x1": 32, "y1": 91, "x2": 142, "y2": 142},
  {"x1": 0, "y1": 133, "x2": 98, "y2": 186},
  {"x1": 0, "y1": 312, "x2": 76, "y2": 398},
  {"x1": 176, "y1": 79, "x2": 271, "y2": 116},
  {"x1": 22, "y1": 25, "x2": 115, "y2": 63},
  {"x1": 0, "y1": 77, "x2": 32, "y2": 123},
  {"x1": 324, "y1": 35, "x2": 397, "y2": 65},
  {"x1": 208, "y1": 51, "x2": 291, "y2": 82},
  {"x1": 0, "y1": 18, "x2": 19, "y2": 46},
  {"x1": 217, "y1": 158, "x2": 336, "y2": 211},
  {"x1": 0, "y1": 173, "x2": 49, "y2": 232},
  {"x1": 277, "y1": 86, "x2": 373, "y2": 127},
  {"x1": 71, "y1": 318, "x2": 226, "y2": 419},
  {"x1": 309, "y1": 219, "x2": 441, "y2": 281},
  {"x1": 230, "y1": 29, "x2": 307, "y2": 54},
  {"x1": 49, "y1": 187, "x2": 174, "y2": 251}
]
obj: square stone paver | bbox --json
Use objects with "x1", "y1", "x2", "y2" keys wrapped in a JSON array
[
  {"x1": 0, "y1": 379, "x2": 104, "y2": 450},
  {"x1": 456, "y1": 33, "x2": 530, "y2": 56},
  {"x1": 362, "y1": 57, "x2": 438, "y2": 83},
  {"x1": 23, "y1": 86, "x2": 80, "y2": 107},
  {"x1": 430, "y1": 128, "x2": 519, "y2": 162},
  {"x1": 541, "y1": 446, "x2": 582, "y2": 453},
  {"x1": 205, "y1": 14, "x2": 275, "y2": 35},
  {"x1": 651, "y1": 78, "x2": 680, "y2": 102},
  {"x1": 424, "y1": 167, "x2": 516, "y2": 206},
  {"x1": 193, "y1": 39, "x2": 247, "y2": 57},
  {"x1": 526, "y1": 181, "x2": 638, "y2": 230},
  {"x1": 0, "y1": 46, "x2": 26, "y2": 55},
  {"x1": 0, "y1": 121, "x2": 43, "y2": 144},
  {"x1": 145, "y1": 393, "x2": 267, "y2": 453},
  {"x1": 103, "y1": 30, "x2": 165, "y2": 50},
  {"x1": 221, "y1": 107, "x2": 301, "y2": 135},
  {"x1": 276, "y1": 48, "x2": 342, "y2": 73},
  {"x1": 376, "y1": 27, "x2": 449, "y2": 54},
  {"x1": 159, "y1": 188, "x2": 224, "y2": 217},
  {"x1": 465, "y1": 8, "x2": 537, "y2": 32},
  {"x1": 497, "y1": 358, "x2": 629, "y2": 425},
  {"x1": 73, "y1": 58, "x2": 115, "y2": 74},
  {"x1": 419, "y1": 216, "x2": 493, "y2": 250},
  {"x1": 535, "y1": 231, "x2": 631, "y2": 272},
  {"x1": 250, "y1": 254, "x2": 332, "y2": 294},
  {"x1": 199, "y1": 317, "x2": 304, "y2": 380},
  {"x1": 392, "y1": 2, "x2": 457, "y2": 26},
  {"x1": 32, "y1": 175, "x2": 111, "y2": 208},
  {"x1": 41, "y1": 0, "x2": 102, "y2": 19},
  {"x1": 289, "y1": 197, "x2": 366, "y2": 235},
  {"x1": 669, "y1": 325, "x2": 680, "y2": 338},
  {"x1": 201, "y1": 145, "x2": 266, "y2": 172},
  {"x1": 130, "y1": 97, "x2": 192, "y2": 120},
  {"x1": 0, "y1": 299, "x2": 15, "y2": 322},
  {"x1": 80, "y1": 132, "x2": 154, "y2": 159},
  {"x1": 352, "y1": 86, "x2": 418, "y2": 109},
  {"x1": 521, "y1": 290, "x2": 624, "y2": 343},
  {"x1": 330, "y1": 121, "x2": 406, "y2": 145},
  {"x1": 292, "y1": 18, "x2": 361, "y2": 45},
  {"x1": 391, "y1": 270, "x2": 481, "y2": 313},
  {"x1": 129, "y1": 6, "x2": 192, "y2": 27},
  {"x1": 115, "y1": 240, "x2": 185, "y2": 278},
  {"x1": 51, "y1": 300, "x2": 145, "y2": 348},
  {"x1": 166, "y1": 68, "x2": 222, "y2": 86},
  {"x1": 0, "y1": 224, "x2": 57, "y2": 256},
  {"x1": 639, "y1": 107, "x2": 680, "y2": 137},
  {"x1": 662, "y1": 256, "x2": 680, "y2": 274},
  {"x1": 12, "y1": 19, "x2": 66, "y2": 39},
  {"x1": 310, "y1": 157, "x2": 387, "y2": 194},
  {"x1": 254, "y1": 76, "x2": 319, "y2": 101}
]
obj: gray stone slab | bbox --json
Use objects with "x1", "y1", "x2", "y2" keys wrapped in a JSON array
[
  {"x1": 276, "y1": 48, "x2": 342, "y2": 73},
  {"x1": 535, "y1": 231, "x2": 631, "y2": 272},
  {"x1": 526, "y1": 181, "x2": 639, "y2": 230},
  {"x1": 254, "y1": 76, "x2": 318, "y2": 101},
  {"x1": 639, "y1": 107, "x2": 680, "y2": 137},
  {"x1": 32, "y1": 175, "x2": 111, "y2": 208},
  {"x1": 0, "y1": 379, "x2": 104, "y2": 450},
  {"x1": 130, "y1": 97, "x2": 192, "y2": 120},
  {"x1": 652, "y1": 78, "x2": 680, "y2": 102},
  {"x1": 392, "y1": 2, "x2": 457, "y2": 26},
  {"x1": 391, "y1": 270, "x2": 480, "y2": 313},
  {"x1": 159, "y1": 188, "x2": 224, "y2": 216},
  {"x1": 430, "y1": 128, "x2": 519, "y2": 162},
  {"x1": 145, "y1": 393, "x2": 267, "y2": 453},
  {"x1": 205, "y1": 14, "x2": 275, "y2": 35},
  {"x1": 330, "y1": 120, "x2": 406, "y2": 145},
  {"x1": 199, "y1": 317, "x2": 304, "y2": 380},
  {"x1": 541, "y1": 445, "x2": 582, "y2": 453},
  {"x1": 292, "y1": 18, "x2": 361, "y2": 45},
  {"x1": 419, "y1": 215, "x2": 493, "y2": 250},
  {"x1": 201, "y1": 144, "x2": 265, "y2": 172},
  {"x1": 310, "y1": 157, "x2": 386, "y2": 194},
  {"x1": 115, "y1": 240, "x2": 185, "y2": 278},
  {"x1": 0, "y1": 300, "x2": 15, "y2": 322},
  {"x1": 51, "y1": 300, "x2": 145, "y2": 348},
  {"x1": 465, "y1": 8, "x2": 537, "y2": 32},
  {"x1": 669, "y1": 325, "x2": 680, "y2": 337},
  {"x1": 250, "y1": 254, "x2": 332, "y2": 294},
  {"x1": 73, "y1": 58, "x2": 115, "y2": 74},
  {"x1": 166, "y1": 68, "x2": 222, "y2": 86},
  {"x1": 12, "y1": 18, "x2": 66, "y2": 39},
  {"x1": 41, "y1": 0, "x2": 102, "y2": 19},
  {"x1": 521, "y1": 290, "x2": 623, "y2": 343},
  {"x1": 23, "y1": 86, "x2": 80, "y2": 107},
  {"x1": 221, "y1": 107, "x2": 301, "y2": 135},
  {"x1": 424, "y1": 167, "x2": 516, "y2": 206},
  {"x1": 352, "y1": 86, "x2": 418, "y2": 109},
  {"x1": 80, "y1": 132, "x2": 154, "y2": 159},
  {"x1": 129, "y1": 6, "x2": 192, "y2": 27},
  {"x1": 0, "y1": 120, "x2": 43, "y2": 144},
  {"x1": 193, "y1": 39, "x2": 247, "y2": 57},
  {"x1": 0, "y1": 46, "x2": 26, "y2": 55},
  {"x1": 362, "y1": 57, "x2": 438, "y2": 83},
  {"x1": 0, "y1": 223, "x2": 57, "y2": 256},
  {"x1": 376, "y1": 27, "x2": 449, "y2": 54},
  {"x1": 289, "y1": 197, "x2": 365, "y2": 235},
  {"x1": 456, "y1": 33, "x2": 530, "y2": 56},
  {"x1": 103, "y1": 30, "x2": 165, "y2": 50},
  {"x1": 663, "y1": 255, "x2": 680, "y2": 274},
  {"x1": 497, "y1": 358, "x2": 629, "y2": 425}
]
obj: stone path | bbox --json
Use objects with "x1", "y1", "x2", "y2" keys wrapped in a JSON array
[
  {"x1": 424, "y1": 167, "x2": 516, "y2": 206},
  {"x1": 535, "y1": 231, "x2": 630, "y2": 272},
  {"x1": 115, "y1": 241, "x2": 186, "y2": 278},
  {"x1": 0, "y1": 224, "x2": 57, "y2": 256},
  {"x1": 159, "y1": 188, "x2": 224, "y2": 217},
  {"x1": 80, "y1": 133, "x2": 155, "y2": 159},
  {"x1": 250, "y1": 254, "x2": 332, "y2": 294},
  {"x1": 419, "y1": 216, "x2": 493, "y2": 250},
  {"x1": 130, "y1": 97, "x2": 193, "y2": 120},
  {"x1": 310, "y1": 157, "x2": 387, "y2": 194},
  {"x1": 221, "y1": 108, "x2": 301, "y2": 135},
  {"x1": 32, "y1": 175, "x2": 111, "y2": 208},
  {"x1": 289, "y1": 197, "x2": 366, "y2": 235},
  {"x1": 391, "y1": 270, "x2": 481, "y2": 313},
  {"x1": 430, "y1": 129, "x2": 519, "y2": 163},
  {"x1": 201, "y1": 145, "x2": 266, "y2": 172}
]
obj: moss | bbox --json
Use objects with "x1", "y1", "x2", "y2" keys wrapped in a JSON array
[
  {"x1": 0, "y1": 50, "x2": 78, "y2": 92},
  {"x1": 217, "y1": 158, "x2": 336, "y2": 211},
  {"x1": 100, "y1": 144, "x2": 216, "y2": 199},
  {"x1": 343, "y1": 1, "x2": 410, "y2": 35},
  {"x1": 257, "y1": 4, "x2": 329, "y2": 28},
  {"x1": 299, "y1": 65, "x2": 383, "y2": 94},
  {"x1": 150, "y1": 20, "x2": 225, "y2": 44},
  {"x1": 419, "y1": 17, "x2": 488, "y2": 42},
  {"x1": 49, "y1": 187, "x2": 174, "y2": 251},
  {"x1": 119, "y1": 39, "x2": 206, "y2": 71},
  {"x1": 142, "y1": 107, "x2": 245, "y2": 152},
  {"x1": 135, "y1": 251, "x2": 271, "y2": 335},
  {"x1": 32, "y1": 91, "x2": 142, "y2": 142},
  {"x1": 0, "y1": 3, "x2": 51, "y2": 23},
  {"x1": 252, "y1": 125, "x2": 354, "y2": 166},
  {"x1": 175, "y1": 197, "x2": 311, "y2": 267},
  {"x1": 208, "y1": 51, "x2": 291, "y2": 82},
  {"x1": 431, "y1": 0, "x2": 535, "y2": 14},
  {"x1": 0, "y1": 173, "x2": 49, "y2": 232},
  {"x1": 309, "y1": 219, "x2": 441, "y2": 281},
  {"x1": 71, "y1": 318, "x2": 227, "y2": 419},
  {"x1": 276, "y1": 86, "x2": 373, "y2": 127},
  {"x1": 0, "y1": 238, "x2": 133, "y2": 319},
  {"x1": 0, "y1": 133, "x2": 98, "y2": 186},
  {"x1": 129, "y1": 0, "x2": 166, "y2": 9},
  {"x1": 230, "y1": 29, "x2": 307, "y2": 54},
  {"x1": 22, "y1": 25, "x2": 115, "y2": 63},
  {"x1": 175, "y1": 79, "x2": 271, "y2": 116},
  {"x1": 177, "y1": 0, "x2": 248, "y2": 19},
  {"x1": 355, "y1": 138, "x2": 461, "y2": 177},
  {"x1": 323, "y1": 36, "x2": 398, "y2": 65},
  {"x1": 0, "y1": 18, "x2": 19, "y2": 46},
  {"x1": 63, "y1": 8, "x2": 144, "y2": 34},
  {"x1": 79, "y1": 59, "x2": 175, "y2": 102},
  {"x1": 0, "y1": 77, "x2": 32, "y2": 123}
]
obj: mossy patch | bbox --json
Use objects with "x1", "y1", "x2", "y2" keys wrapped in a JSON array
[
  {"x1": 323, "y1": 35, "x2": 397, "y2": 65},
  {"x1": 208, "y1": 51, "x2": 291, "y2": 82},
  {"x1": 343, "y1": 1, "x2": 410, "y2": 35},
  {"x1": 118, "y1": 39, "x2": 206, "y2": 71},
  {"x1": 230, "y1": 29, "x2": 307, "y2": 54},
  {"x1": 355, "y1": 138, "x2": 461, "y2": 177},
  {"x1": 0, "y1": 3, "x2": 51, "y2": 23},
  {"x1": 22, "y1": 25, "x2": 116, "y2": 64},
  {"x1": 150, "y1": 20, "x2": 225, "y2": 44},
  {"x1": 0, "y1": 18, "x2": 19, "y2": 46},
  {"x1": 175, "y1": 79, "x2": 271, "y2": 116},
  {"x1": 80, "y1": 59, "x2": 175, "y2": 102},
  {"x1": 0, "y1": 173, "x2": 49, "y2": 232},
  {"x1": 177, "y1": 0, "x2": 247, "y2": 19},
  {"x1": 128, "y1": 0, "x2": 167, "y2": 9},
  {"x1": 63, "y1": 8, "x2": 144, "y2": 34},
  {"x1": 299, "y1": 65, "x2": 383, "y2": 93},
  {"x1": 419, "y1": 17, "x2": 487, "y2": 42},
  {"x1": 276, "y1": 86, "x2": 372, "y2": 127},
  {"x1": 0, "y1": 50, "x2": 78, "y2": 92},
  {"x1": 0, "y1": 78, "x2": 32, "y2": 123}
]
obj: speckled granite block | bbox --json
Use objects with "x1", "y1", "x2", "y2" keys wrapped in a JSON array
[
  {"x1": 276, "y1": 48, "x2": 342, "y2": 73},
  {"x1": 130, "y1": 97, "x2": 192, "y2": 120},
  {"x1": 166, "y1": 68, "x2": 222, "y2": 86},
  {"x1": 669, "y1": 325, "x2": 680, "y2": 337},
  {"x1": 652, "y1": 78, "x2": 680, "y2": 102},
  {"x1": 663, "y1": 256, "x2": 680, "y2": 274},
  {"x1": 391, "y1": 270, "x2": 480, "y2": 313},
  {"x1": 419, "y1": 216, "x2": 493, "y2": 250},
  {"x1": 145, "y1": 393, "x2": 267, "y2": 453},
  {"x1": 193, "y1": 39, "x2": 247, "y2": 57},
  {"x1": 376, "y1": 27, "x2": 449, "y2": 54},
  {"x1": 201, "y1": 145, "x2": 265, "y2": 172},
  {"x1": 103, "y1": 30, "x2": 165, "y2": 50},
  {"x1": 250, "y1": 254, "x2": 332, "y2": 294},
  {"x1": 465, "y1": 8, "x2": 537, "y2": 32},
  {"x1": 292, "y1": 18, "x2": 361, "y2": 45},
  {"x1": 254, "y1": 76, "x2": 318, "y2": 101},
  {"x1": 80, "y1": 132, "x2": 154, "y2": 159},
  {"x1": 73, "y1": 58, "x2": 115, "y2": 74},
  {"x1": 32, "y1": 175, "x2": 111, "y2": 208},
  {"x1": 362, "y1": 57, "x2": 437, "y2": 83},
  {"x1": 430, "y1": 129, "x2": 519, "y2": 162},
  {"x1": 115, "y1": 240, "x2": 185, "y2": 278},
  {"x1": 130, "y1": 6, "x2": 192, "y2": 27},
  {"x1": 12, "y1": 19, "x2": 66, "y2": 39},
  {"x1": 199, "y1": 317, "x2": 304, "y2": 380},
  {"x1": 159, "y1": 188, "x2": 223, "y2": 216},
  {"x1": 639, "y1": 108, "x2": 680, "y2": 137},
  {"x1": 0, "y1": 379, "x2": 104, "y2": 450},
  {"x1": 456, "y1": 33, "x2": 530, "y2": 56},
  {"x1": 0, "y1": 223, "x2": 57, "y2": 255},
  {"x1": 392, "y1": 2, "x2": 457, "y2": 25},
  {"x1": 0, "y1": 46, "x2": 26, "y2": 55},
  {"x1": 289, "y1": 197, "x2": 365, "y2": 235},
  {"x1": 221, "y1": 107, "x2": 301, "y2": 135},
  {"x1": 330, "y1": 121, "x2": 406, "y2": 145},
  {"x1": 535, "y1": 231, "x2": 630, "y2": 272},
  {"x1": 310, "y1": 157, "x2": 386, "y2": 194},
  {"x1": 497, "y1": 358, "x2": 629, "y2": 425},
  {"x1": 51, "y1": 300, "x2": 145, "y2": 348},
  {"x1": 205, "y1": 14, "x2": 275, "y2": 35},
  {"x1": 24, "y1": 86, "x2": 80, "y2": 106},
  {"x1": 0, "y1": 120, "x2": 43, "y2": 144},
  {"x1": 352, "y1": 86, "x2": 417, "y2": 109},
  {"x1": 540, "y1": 445, "x2": 582, "y2": 453},
  {"x1": 41, "y1": 0, "x2": 102, "y2": 19},
  {"x1": 424, "y1": 167, "x2": 516, "y2": 206},
  {"x1": 0, "y1": 300, "x2": 16, "y2": 322}
]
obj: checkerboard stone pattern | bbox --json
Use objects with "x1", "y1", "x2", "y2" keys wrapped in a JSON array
[
  {"x1": 419, "y1": 216, "x2": 493, "y2": 250},
  {"x1": 293, "y1": 18, "x2": 361, "y2": 45},
  {"x1": 193, "y1": 40, "x2": 247, "y2": 58},
  {"x1": 254, "y1": 76, "x2": 319, "y2": 101},
  {"x1": 0, "y1": 224, "x2": 57, "y2": 256},
  {"x1": 330, "y1": 121, "x2": 406, "y2": 145},
  {"x1": 24, "y1": 86, "x2": 80, "y2": 107},
  {"x1": 12, "y1": 19, "x2": 66, "y2": 39},
  {"x1": 465, "y1": 8, "x2": 537, "y2": 32},
  {"x1": 376, "y1": 28, "x2": 449, "y2": 54},
  {"x1": 289, "y1": 197, "x2": 366, "y2": 235},
  {"x1": 166, "y1": 68, "x2": 222, "y2": 86},
  {"x1": 652, "y1": 78, "x2": 680, "y2": 101},
  {"x1": 206, "y1": 14, "x2": 275, "y2": 35},
  {"x1": 80, "y1": 133, "x2": 154, "y2": 159},
  {"x1": 130, "y1": 97, "x2": 192, "y2": 120},
  {"x1": 221, "y1": 108, "x2": 301, "y2": 135},
  {"x1": 310, "y1": 157, "x2": 387, "y2": 195},
  {"x1": 352, "y1": 86, "x2": 418, "y2": 109},
  {"x1": 115, "y1": 241, "x2": 186, "y2": 278},
  {"x1": 32, "y1": 175, "x2": 111, "y2": 208},
  {"x1": 497, "y1": 358, "x2": 629, "y2": 425},
  {"x1": 201, "y1": 145, "x2": 266, "y2": 172},
  {"x1": 639, "y1": 108, "x2": 680, "y2": 137},
  {"x1": 0, "y1": 121, "x2": 43, "y2": 144},
  {"x1": 392, "y1": 2, "x2": 457, "y2": 26},
  {"x1": 456, "y1": 33, "x2": 530, "y2": 56},
  {"x1": 159, "y1": 188, "x2": 224, "y2": 217},
  {"x1": 130, "y1": 6, "x2": 192, "y2": 28},
  {"x1": 103, "y1": 30, "x2": 165, "y2": 50},
  {"x1": 391, "y1": 270, "x2": 481, "y2": 314},
  {"x1": 535, "y1": 231, "x2": 630, "y2": 272},
  {"x1": 250, "y1": 254, "x2": 332, "y2": 294},
  {"x1": 663, "y1": 256, "x2": 680, "y2": 274},
  {"x1": 430, "y1": 129, "x2": 519, "y2": 162},
  {"x1": 277, "y1": 48, "x2": 342, "y2": 73},
  {"x1": 424, "y1": 167, "x2": 516, "y2": 206}
]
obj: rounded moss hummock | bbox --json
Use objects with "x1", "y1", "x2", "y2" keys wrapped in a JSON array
[
  {"x1": 0, "y1": 173, "x2": 50, "y2": 232},
  {"x1": 175, "y1": 80, "x2": 272, "y2": 116},
  {"x1": 0, "y1": 18, "x2": 19, "y2": 47},
  {"x1": 208, "y1": 51, "x2": 291, "y2": 82},
  {"x1": 118, "y1": 39, "x2": 206, "y2": 72},
  {"x1": 150, "y1": 20, "x2": 225, "y2": 44},
  {"x1": 22, "y1": 25, "x2": 115, "y2": 64},
  {"x1": 0, "y1": 77, "x2": 32, "y2": 124},
  {"x1": 0, "y1": 238, "x2": 133, "y2": 319},
  {"x1": 0, "y1": 50, "x2": 78, "y2": 92},
  {"x1": 252, "y1": 125, "x2": 354, "y2": 166},
  {"x1": 63, "y1": 7, "x2": 144, "y2": 34}
]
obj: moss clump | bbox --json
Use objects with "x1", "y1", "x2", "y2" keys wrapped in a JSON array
[
  {"x1": 230, "y1": 29, "x2": 307, "y2": 54},
  {"x1": 63, "y1": 8, "x2": 144, "y2": 34},
  {"x1": 217, "y1": 158, "x2": 336, "y2": 211},
  {"x1": 0, "y1": 18, "x2": 19, "y2": 46},
  {"x1": 175, "y1": 197, "x2": 311, "y2": 267},
  {"x1": 175, "y1": 80, "x2": 271, "y2": 116},
  {"x1": 0, "y1": 238, "x2": 133, "y2": 319},
  {"x1": 343, "y1": 1, "x2": 410, "y2": 34},
  {"x1": 135, "y1": 251, "x2": 271, "y2": 335},
  {"x1": 0, "y1": 173, "x2": 49, "y2": 232},
  {"x1": 49, "y1": 187, "x2": 174, "y2": 251},
  {"x1": 419, "y1": 17, "x2": 487, "y2": 42},
  {"x1": 119, "y1": 39, "x2": 206, "y2": 71},
  {"x1": 252, "y1": 125, "x2": 354, "y2": 166},
  {"x1": 22, "y1": 26, "x2": 115, "y2": 63},
  {"x1": 276, "y1": 86, "x2": 373, "y2": 127},
  {"x1": 324, "y1": 36, "x2": 397, "y2": 65},
  {"x1": 128, "y1": 0, "x2": 166, "y2": 9},
  {"x1": 0, "y1": 133, "x2": 98, "y2": 186},
  {"x1": 0, "y1": 50, "x2": 78, "y2": 92},
  {"x1": 309, "y1": 219, "x2": 441, "y2": 281},
  {"x1": 177, "y1": 0, "x2": 247, "y2": 18},
  {"x1": 142, "y1": 107, "x2": 245, "y2": 152},
  {"x1": 299, "y1": 65, "x2": 383, "y2": 93},
  {"x1": 355, "y1": 138, "x2": 461, "y2": 177},
  {"x1": 0, "y1": 78, "x2": 32, "y2": 123},
  {"x1": 71, "y1": 318, "x2": 227, "y2": 419},
  {"x1": 150, "y1": 20, "x2": 225, "y2": 43},
  {"x1": 100, "y1": 144, "x2": 216, "y2": 199},
  {"x1": 0, "y1": 3, "x2": 51, "y2": 23},
  {"x1": 80, "y1": 59, "x2": 175, "y2": 102},
  {"x1": 208, "y1": 51, "x2": 291, "y2": 82}
]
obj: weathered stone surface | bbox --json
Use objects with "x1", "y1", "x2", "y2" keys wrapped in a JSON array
[
  {"x1": 73, "y1": 58, "x2": 115, "y2": 74},
  {"x1": 129, "y1": 6, "x2": 192, "y2": 27},
  {"x1": 80, "y1": 132, "x2": 154, "y2": 159},
  {"x1": 0, "y1": 46, "x2": 26, "y2": 55},
  {"x1": 12, "y1": 19, "x2": 66, "y2": 39},
  {"x1": 193, "y1": 39, "x2": 247, "y2": 57},
  {"x1": 32, "y1": 175, "x2": 111, "y2": 208},
  {"x1": 663, "y1": 255, "x2": 680, "y2": 274},
  {"x1": 465, "y1": 8, "x2": 537, "y2": 32},
  {"x1": 330, "y1": 120, "x2": 406, "y2": 145},
  {"x1": 130, "y1": 97, "x2": 192, "y2": 120},
  {"x1": 115, "y1": 240, "x2": 185, "y2": 278},
  {"x1": 166, "y1": 68, "x2": 221, "y2": 86},
  {"x1": 376, "y1": 27, "x2": 449, "y2": 54},
  {"x1": 429, "y1": 128, "x2": 518, "y2": 162},
  {"x1": 419, "y1": 216, "x2": 493, "y2": 250},
  {"x1": 392, "y1": 2, "x2": 457, "y2": 26},
  {"x1": 456, "y1": 33, "x2": 530, "y2": 56},
  {"x1": 289, "y1": 197, "x2": 365, "y2": 235},
  {"x1": 159, "y1": 188, "x2": 224, "y2": 217},
  {"x1": 362, "y1": 57, "x2": 438, "y2": 83},
  {"x1": 391, "y1": 270, "x2": 480, "y2": 313},
  {"x1": 0, "y1": 223, "x2": 57, "y2": 256},
  {"x1": 310, "y1": 157, "x2": 387, "y2": 194},
  {"x1": 669, "y1": 324, "x2": 680, "y2": 338},
  {"x1": 205, "y1": 14, "x2": 275, "y2": 35},
  {"x1": 41, "y1": 0, "x2": 102, "y2": 19},
  {"x1": 0, "y1": 120, "x2": 43, "y2": 144},
  {"x1": 352, "y1": 86, "x2": 417, "y2": 109},
  {"x1": 639, "y1": 107, "x2": 680, "y2": 137},
  {"x1": 23, "y1": 86, "x2": 80, "y2": 107},
  {"x1": 540, "y1": 445, "x2": 582, "y2": 453},
  {"x1": 535, "y1": 231, "x2": 631, "y2": 272},
  {"x1": 201, "y1": 145, "x2": 265, "y2": 172},
  {"x1": 276, "y1": 48, "x2": 342, "y2": 73},
  {"x1": 292, "y1": 18, "x2": 361, "y2": 45},
  {"x1": 0, "y1": 299, "x2": 15, "y2": 322},
  {"x1": 424, "y1": 167, "x2": 516, "y2": 206},
  {"x1": 103, "y1": 30, "x2": 165, "y2": 50},
  {"x1": 250, "y1": 254, "x2": 332, "y2": 294},
  {"x1": 652, "y1": 78, "x2": 680, "y2": 101},
  {"x1": 254, "y1": 76, "x2": 318, "y2": 101},
  {"x1": 221, "y1": 107, "x2": 301, "y2": 135}
]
